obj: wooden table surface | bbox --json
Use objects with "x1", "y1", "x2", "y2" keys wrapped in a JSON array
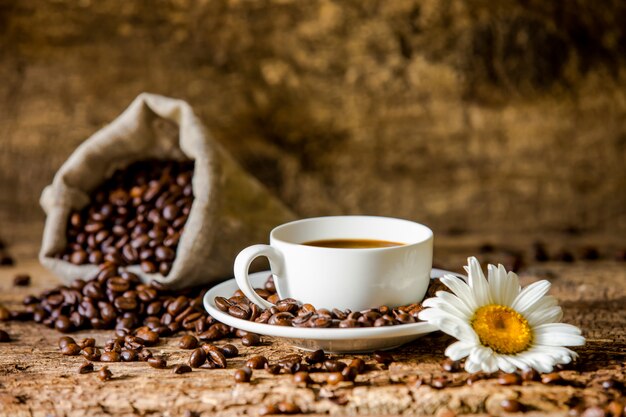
[{"x1": 0, "y1": 248, "x2": 625, "y2": 417}]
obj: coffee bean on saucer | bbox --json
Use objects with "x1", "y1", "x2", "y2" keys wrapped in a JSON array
[
  {"x1": 148, "y1": 356, "x2": 167, "y2": 369},
  {"x1": 13, "y1": 274, "x2": 31, "y2": 287},
  {"x1": 234, "y1": 367, "x2": 252, "y2": 383},
  {"x1": 78, "y1": 361, "x2": 94, "y2": 374},
  {"x1": 0, "y1": 330, "x2": 10, "y2": 342},
  {"x1": 189, "y1": 348, "x2": 206, "y2": 368},
  {"x1": 501, "y1": 399, "x2": 523, "y2": 413},
  {"x1": 174, "y1": 364, "x2": 192, "y2": 374},
  {"x1": 179, "y1": 335, "x2": 199, "y2": 349},
  {"x1": 498, "y1": 373, "x2": 521, "y2": 386}
]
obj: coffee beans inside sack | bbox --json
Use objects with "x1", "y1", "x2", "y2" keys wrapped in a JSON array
[
  {"x1": 58, "y1": 159, "x2": 194, "y2": 277},
  {"x1": 38, "y1": 93, "x2": 295, "y2": 288}
]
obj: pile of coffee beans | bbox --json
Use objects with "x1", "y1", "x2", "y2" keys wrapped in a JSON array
[
  {"x1": 58, "y1": 159, "x2": 194, "y2": 276},
  {"x1": 215, "y1": 276, "x2": 447, "y2": 328},
  {"x1": 4, "y1": 262, "x2": 270, "y2": 350}
]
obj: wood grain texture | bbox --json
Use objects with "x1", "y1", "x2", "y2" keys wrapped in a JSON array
[
  {"x1": 0, "y1": 249, "x2": 624, "y2": 417},
  {"x1": 1, "y1": 0, "x2": 626, "y2": 255}
]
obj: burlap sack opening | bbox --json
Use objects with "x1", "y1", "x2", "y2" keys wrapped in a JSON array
[{"x1": 39, "y1": 93, "x2": 295, "y2": 289}]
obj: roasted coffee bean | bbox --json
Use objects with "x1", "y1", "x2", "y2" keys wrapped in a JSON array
[
  {"x1": 277, "y1": 402, "x2": 301, "y2": 415},
  {"x1": 442, "y1": 358, "x2": 462, "y2": 373},
  {"x1": 265, "y1": 363, "x2": 281, "y2": 375},
  {"x1": 466, "y1": 373, "x2": 484, "y2": 385},
  {"x1": 259, "y1": 404, "x2": 280, "y2": 416},
  {"x1": 101, "y1": 351, "x2": 121, "y2": 362},
  {"x1": 348, "y1": 358, "x2": 366, "y2": 373},
  {"x1": 135, "y1": 329, "x2": 159, "y2": 346},
  {"x1": 219, "y1": 344, "x2": 239, "y2": 358},
  {"x1": 13, "y1": 274, "x2": 30, "y2": 287},
  {"x1": 521, "y1": 368, "x2": 539, "y2": 382},
  {"x1": 179, "y1": 335, "x2": 199, "y2": 349},
  {"x1": 61, "y1": 343, "x2": 81, "y2": 355},
  {"x1": 55, "y1": 316, "x2": 73, "y2": 333},
  {"x1": 498, "y1": 373, "x2": 521, "y2": 386},
  {"x1": 431, "y1": 377, "x2": 447, "y2": 389},
  {"x1": 327, "y1": 372, "x2": 344, "y2": 385},
  {"x1": 268, "y1": 312, "x2": 295, "y2": 326},
  {"x1": 341, "y1": 365, "x2": 358, "y2": 382},
  {"x1": 373, "y1": 351, "x2": 393, "y2": 365},
  {"x1": 78, "y1": 361, "x2": 94, "y2": 374},
  {"x1": 228, "y1": 304, "x2": 251, "y2": 320},
  {"x1": 501, "y1": 399, "x2": 523, "y2": 413},
  {"x1": 78, "y1": 337, "x2": 96, "y2": 349},
  {"x1": 0, "y1": 330, "x2": 10, "y2": 342},
  {"x1": 0, "y1": 307, "x2": 10, "y2": 321},
  {"x1": 293, "y1": 371, "x2": 312, "y2": 384},
  {"x1": 120, "y1": 349, "x2": 138, "y2": 362},
  {"x1": 189, "y1": 348, "x2": 207, "y2": 368},
  {"x1": 605, "y1": 401, "x2": 623, "y2": 417},
  {"x1": 246, "y1": 355, "x2": 268, "y2": 369},
  {"x1": 214, "y1": 296, "x2": 232, "y2": 312},
  {"x1": 138, "y1": 349, "x2": 153, "y2": 362},
  {"x1": 541, "y1": 372, "x2": 563, "y2": 385},
  {"x1": 98, "y1": 366, "x2": 113, "y2": 381},
  {"x1": 58, "y1": 336, "x2": 76, "y2": 349},
  {"x1": 581, "y1": 406, "x2": 606, "y2": 417},
  {"x1": 241, "y1": 333, "x2": 261, "y2": 346},
  {"x1": 81, "y1": 347, "x2": 101, "y2": 361},
  {"x1": 206, "y1": 347, "x2": 227, "y2": 368},
  {"x1": 148, "y1": 356, "x2": 167, "y2": 369},
  {"x1": 174, "y1": 364, "x2": 192, "y2": 374},
  {"x1": 234, "y1": 367, "x2": 252, "y2": 383},
  {"x1": 324, "y1": 360, "x2": 347, "y2": 373},
  {"x1": 305, "y1": 349, "x2": 326, "y2": 364}
]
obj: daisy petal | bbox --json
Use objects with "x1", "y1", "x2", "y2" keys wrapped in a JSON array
[
  {"x1": 526, "y1": 305, "x2": 563, "y2": 327},
  {"x1": 534, "y1": 323, "x2": 585, "y2": 346},
  {"x1": 481, "y1": 354, "x2": 499, "y2": 373},
  {"x1": 464, "y1": 358, "x2": 482, "y2": 374},
  {"x1": 440, "y1": 275, "x2": 478, "y2": 311},
  {"x1": 511, "y1": 280, "x2": 551, "y2": 314},
  {"x1": 467, "y1": 257, "x2": 491, "y2": 305},
  {"x1": 501, "y1": 267, "x2": 520, "y2": 306},
  {"x1": 488, "y1": 264, "x2": 504, "y2": 305},
  {"x1": 427, "y1": 291, "x2": 473, "y2": 319},
  {"x1": 495, "y1": 355, "x2": 517, "y2": 373},
  {"x1": 445, "y1": 341, "x2": 474, "y2": 361}
]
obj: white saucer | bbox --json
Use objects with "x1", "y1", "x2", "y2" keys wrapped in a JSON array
[{"x1": 203, "y1": 269, "x2": 459, "y2": 353}]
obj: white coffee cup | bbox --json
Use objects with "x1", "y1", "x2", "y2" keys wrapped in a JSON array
[{"x1": 234, "y1": 216, "x2": 433, "y2": 311}]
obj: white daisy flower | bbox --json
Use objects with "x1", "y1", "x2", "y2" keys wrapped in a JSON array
[{"x1": 419, "y1": 256, "x2": 585, "y2": 373}]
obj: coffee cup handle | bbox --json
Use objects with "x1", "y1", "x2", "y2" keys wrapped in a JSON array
[{"x1": 234, "y1": 244, "x2": 284, "y2": 309}]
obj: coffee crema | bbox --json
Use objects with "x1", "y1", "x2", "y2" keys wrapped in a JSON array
[{"x1": 302, "y1": 239, "x2": 405, "y2": 249}]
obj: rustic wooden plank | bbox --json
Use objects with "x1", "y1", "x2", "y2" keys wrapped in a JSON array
[{"x1": 0, "y1": 253, "x2": 624, "y2": 417}]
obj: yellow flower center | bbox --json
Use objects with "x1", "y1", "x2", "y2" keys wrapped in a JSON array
[{"x1": 471, "y1": 305, "x2": 533, "y2": 355}]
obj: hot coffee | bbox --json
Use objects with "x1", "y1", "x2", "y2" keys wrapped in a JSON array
[{"x1": 302, "y1": 239, "x2": 404, "y2": 249}]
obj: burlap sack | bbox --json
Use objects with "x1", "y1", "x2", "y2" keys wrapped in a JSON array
[{"x1": 39, "y1": 93, "x2": 296, "y2": 288}]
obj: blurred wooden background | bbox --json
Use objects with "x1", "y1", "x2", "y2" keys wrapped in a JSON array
[{"x1": 1, "y1": 0, "x2": 625, "y2": 257}]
